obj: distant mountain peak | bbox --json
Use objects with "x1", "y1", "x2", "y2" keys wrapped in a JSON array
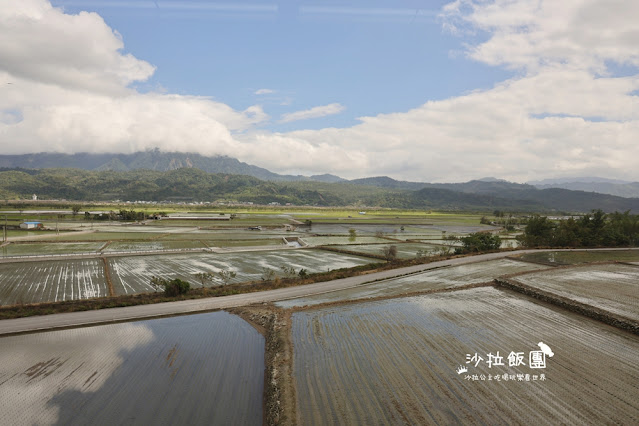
[{"x1": 476, "y1": 177, "x2": 508, "y2": 183}]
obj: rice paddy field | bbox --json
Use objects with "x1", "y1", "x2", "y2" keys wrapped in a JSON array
[
  {"x1": 103, "y1": 240, "x2": 207, "y2": 252},
  {"x1": 0, "y1": 242, "x2": 104, "y2": 257},
  {"x1": 291, "y1": 286, "x2": 639, "y2": 425},
  {"x1": 336, "y1": 242, "x2": 440, "y2": 259},
  {"x1": 0, "y1": 259, "x2": 108, "y2": 306},
  {"x1": 516, "y1": 249, "x2": 639, "y2": 265},
  {"x1": 511, "y1": 263, "x2": 639, "y2": 321},
  {"x1": 0, "y1": 311, "x2": 264, "y2": 425},
  {"x1": 108, "y1": 249, "x2": 375, "y2": 294},
  {"x1": 277, "y1": 258, "x2": 549, "y2": 308},
  {"x1": 300, "y1": 236, "x2": 390, "y2": 246}
]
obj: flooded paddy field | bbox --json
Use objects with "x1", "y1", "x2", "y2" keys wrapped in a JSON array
[
  {"x1": 291, "y1": 287, "x2": 639, "y2": 425},
  {"x1": 516, "y1": 249, "x2": 639, "y2": 265},
  {"x1": 109, "y1": 249, "x2": 375, "y2": 294},
  {"x1": 0, "y1": 259, "x2": 108, "y2": 306},
  {"x1": 277, "y1": 258, "x2": 548, "y2": 308},
  {"x1": 104, "y1": 240, "x2": 207, "y2": 252},
  {"x1": 511, "y1": 263, "x2": 639, "y2": 321},
  {"x1": 49, "y1": 231, "x2": 171, "y2": 241},
  {"x1": 0, "y1": 311, "x2": 264, "y2": 425},
  {"x1": 0, "y1": 242, "x2": 104, "y2": 257},
  {"x1": 337, "y1": 242, "x2": 440, "y2": 259},
  {"x1": 300, "y1": 236, "x2": 390, "y2": 246}
]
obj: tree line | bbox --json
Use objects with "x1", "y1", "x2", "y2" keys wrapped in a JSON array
[{"x1": 517, "y1": 210, "x2": 639, "y2": 248}]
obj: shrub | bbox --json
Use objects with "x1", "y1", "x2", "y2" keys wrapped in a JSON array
[{"x1": 149, "y1": 276, "x2": 191, "y2": 296}]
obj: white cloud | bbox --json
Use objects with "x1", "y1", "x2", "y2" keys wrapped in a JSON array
[
  {"x1": 0, "y1": 0, "x2": 267, "y2": 156},
  {"x1": 243, "y1": 1, "x2": 639, "y2": 181},
  {"x1": 255, "y1": 88, "x2": 275, "y2": 95},
  {"x1": 441, "y1": 0, "x2": 639, "y2": 74},
  {"x1": 0, "y1": 0, "x2": 155, "y2": 94},
  {"x1": 280, "y1": 103, "x2": 345, "y2": 123},
  {"x1": 1, "y1": 0, "x2": 638, "y2": 183}
]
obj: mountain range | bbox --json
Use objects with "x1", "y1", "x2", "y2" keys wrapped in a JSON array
[{"x1": 1, "y1": 151, "x2": 638, "y2": 213}]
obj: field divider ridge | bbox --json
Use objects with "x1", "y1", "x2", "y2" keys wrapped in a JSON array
[{"x1": 494, "y1": 277, "x2": 639, "y2": 335}]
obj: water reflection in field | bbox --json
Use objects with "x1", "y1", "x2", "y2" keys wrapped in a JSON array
[{"x1": 0, "y1": 311, "x2": 264, "y2": 425}]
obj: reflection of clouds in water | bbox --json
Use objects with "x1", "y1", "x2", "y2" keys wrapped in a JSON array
[{"x1": 0, "y1": 323, "x2": 154, "y2": 425}]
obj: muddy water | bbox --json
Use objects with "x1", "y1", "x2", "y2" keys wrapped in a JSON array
[
  {"x1": 291, "y1": 287, "x2": 639, "y2": 425},
  {"x1": 0, "y1": 311, "x2": 264, "y2": 425}
]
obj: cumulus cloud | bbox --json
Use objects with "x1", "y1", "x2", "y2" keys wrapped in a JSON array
[
  {"x1": 255, "y1": 0, "x2": 639, "y2": 181},
  {"x1": 280, "y1": 103, "x2": 345, "y2": 123},
  {"x1": 441, "y1": 0, "x2": 639, "y2": 74},
  {"x1": 1, "y1": 0, "x2": 638, "y2": 183},
  {"x1": 0, "y1": 0, "x2": 266, "y2": 156}
]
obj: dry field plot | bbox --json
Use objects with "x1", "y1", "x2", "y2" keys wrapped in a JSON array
[
  {"x1": 292, "y1": 287, "x2": 639, "y2": 425},
  {"x1": 109, "y1": 249, "x2": 375, "y2": 294},
  {"x1": 0, "y1": 311, "x2": 264, "y2": 425},
  {"x1": 0, "y1": 259, "x2": 108, "y2": 305},
  {"x1": 511, "y1": 263, "x2": 639, "y2": 321},
  {"x1": 278, "y1": 258, "x2": 548, "y2": 308}
]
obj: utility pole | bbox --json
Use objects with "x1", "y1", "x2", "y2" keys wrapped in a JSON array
[
  {"x1": 56, "y1": 215, "x2": 59, "y2": 235},
  {"x1": 3, "y1": 215, "x2": 6, "y2": 243}
]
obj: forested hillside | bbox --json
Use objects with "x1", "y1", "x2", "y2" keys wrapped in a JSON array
[{"x1": 2, "y1": 168, "x2": 639, "y2": 213}]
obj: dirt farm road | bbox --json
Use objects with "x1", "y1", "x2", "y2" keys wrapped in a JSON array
[{"x1": 1, "y1": 248, "x2": 636, "y2": 336}]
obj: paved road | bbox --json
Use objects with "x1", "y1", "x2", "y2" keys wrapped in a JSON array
[{"x1": 1, "y1": 248, "x2": 636, "y2": 336}]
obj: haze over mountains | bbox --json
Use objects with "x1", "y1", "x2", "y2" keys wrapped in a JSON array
[{"x1": 1, "y1": 151, "x2": 638, "y2": 213}]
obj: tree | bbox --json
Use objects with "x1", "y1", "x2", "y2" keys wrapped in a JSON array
[
  {"x1": 149, "y1": 275, "x2": 165, "y2": 292},
  {"x1": 194, "y1": 271, "x2": 215, "y2": 287},
  {"x1": 149, "y1": 276, "x2": 190, "y2": 296},
  {"x1": 261, "y1": 267, "x2": 276, "y2": 281},
  {"x1": 382, "y1": 245, "x2": 398, "y2": 261},
  {"x1": 348, "y1": 228, "x2": 357, "y2": 242},
  {"x1": 280, "y1": 265, "x2": 297, "y2": 278},
  {"x1": 458, "y1": 232, "x2": 501, "y2": 253},
  {"x1": 517, "y1": 215, "x2": 555, "y2": 247},
  {"x1": 71, "y1": 205, "x2": 81, "y2": 216},
  {"x1": 218, "y1": 269, "x2": 237, "y2": 285}
]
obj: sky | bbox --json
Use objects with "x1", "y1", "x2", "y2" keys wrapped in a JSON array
[{"x1": 1, "y1": 0, "x2": 638, "y2": 183}]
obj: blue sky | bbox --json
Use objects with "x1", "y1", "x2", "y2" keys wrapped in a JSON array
[
  {"x1": 1, "y1": 1, "x2": 638, "y2": 182},
  {"x1": 51, "y1": 0, "x2": 512, "y2": 132}
]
